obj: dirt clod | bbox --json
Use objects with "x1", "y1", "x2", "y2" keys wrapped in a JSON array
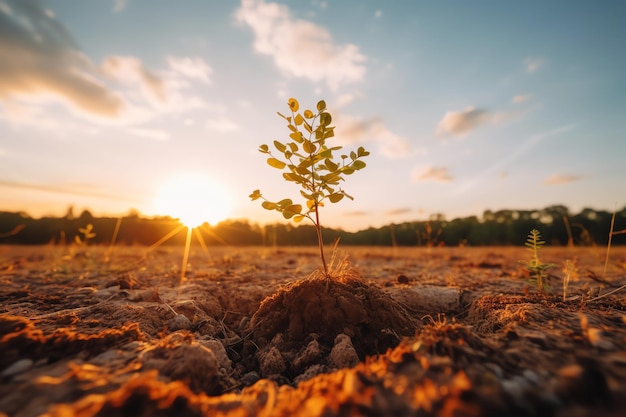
[{"x1": 251, "y1": 273, "x2": 419, "y2": 359}]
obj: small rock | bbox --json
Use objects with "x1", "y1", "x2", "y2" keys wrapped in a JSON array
[
  {"x1": 258, "y1": 347, "x2": 286, "y2": 376},
  {"x1": 2, "y1": 359, "x2": 33, "y2": 377},
  {"x1": 523, "y1": 369, "x2": 540, "y2": 385},
  {"x1": 294, "y1": 364, "x2": 326, "y2": 384},
  {"x1": 169, "y1": 314, "x2": 192, "y2": 332},
  {"x1": 396, "y1": 274, "x2": 410, "y2": 285},
  {"x1": 199, "y1": 339, "x2": 232, "y2": 373},
  {"x1": 293, "y1": 339, "x2": 322, "y2": 371},
  {"x1": 329, "y1": 334, "x2": 359, "y2": 369}
]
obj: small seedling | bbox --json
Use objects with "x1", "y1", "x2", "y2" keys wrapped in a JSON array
[
  {"x1": 562, "y1": 258, "x2": 579, "y2": 301},
  {"x1": 520, "y1": 229, "x2": 555, "y2": 292},
  {"x1": 250, "y1": 97, "x2": 369, "y2": 277},
  {"x1": 75, "y1": 224, "x2": 96, "y2": 246}
]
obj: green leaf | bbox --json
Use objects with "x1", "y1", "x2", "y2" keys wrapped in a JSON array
[
  {"x1": 262, "y1": 201, "x2": 277, "y2": 210},
  {"x1": 267, "y1": 158, "x2": 286, "y2": 169},
  {"x1": 318, "y1": 149, "x2": 333, "y2": 159},
  {"x1": 288, "y1": 142, "x2": 298, "y2": 152},
  {"x1": 357, "y1": 146, "x2": 369, "y2": 157},
  {"x1": 249, "y1": 189, "x2": 262, "y2": 200},
  {"x1": 317, "y1": 100, "x2": 326, "y2": 111},
  {"x1": 259, "y1": 144, "x2": 269, "y2": 153},
  {"x1": 273, "y1": 140, "x2": 286, "y2": 152},
  {"x1": 295, "y1": 166, "x2": 311, "y2": 175},
  {"x1": 319, "y1": 112, "x2": 332, "y2": 127},
  {"x1": 323, "y1": 128, "x2": 334, "y2": 139},
  {"x1": 288, "y1": 124, "x2": 298, "y2": 133},
  {"x1": 303, "y1": 140, "x2": 317, "y2": 154},
  {"x1": 284, "y1": 204, "x2": 302, "y2": 214},
  {"x1": 277, "y1": 198, "x2": 293, "y2": 208},
  {"x1": 303, "y1": 120, "x2": 312, "y2": 133},
  {"x1": 303, "y1": 109, "x2": 314, "y2": 119},
  {"x1": 289, "y1": 132, "x2": 304, "y2": 143},
  {"x1": 352, "y1": 160, "x2": 366, "y2": 170},
  {"x1": 350, "y1": 151, "x2": 356, "y2": 160},
  {"x1": 293, "y1": 215, "x2": 305, "y2": 223},
  {"x1": 283, "y1": 173, "x2": 305, "y2": 183},
  {"x1": 343, "y1": 167, "x2": 355, "y2": 175},
  {"x1": 329, "y1": 193, "x2": 344, "y2": 203},
  {"x1": 326, "y1": 159, "x2": 339, "y2": 172},
  {"x1": 294, "y1": 113, "x2": 304, "y2": 126}
]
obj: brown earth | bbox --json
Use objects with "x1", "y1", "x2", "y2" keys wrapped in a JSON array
[{"x1": 0, "y1": 244, "x2": 625, "y2": 416}]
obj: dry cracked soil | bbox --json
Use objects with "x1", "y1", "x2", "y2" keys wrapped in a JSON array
[{"x1": 0, "y1": 244, "x2": 625, "y2": 417}]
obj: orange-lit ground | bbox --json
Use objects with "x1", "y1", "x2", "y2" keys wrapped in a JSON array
[{"x1": 0, "y1": 245, "x2": 625, "y2": 416}]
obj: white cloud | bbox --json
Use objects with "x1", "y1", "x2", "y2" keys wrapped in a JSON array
[
  {"x1": 334, "y1": 113, "x2": 413, "y2": 158},
  {"x1": 413, "y1": 166, "x2": 453, "y2": 183},
  {"x1": 166, "y1": 57, "x2": 212, "y2": 84},
  {"x1": 102, "y1": 55, "x2": 166, "y2": 102},
  {"x1": 512, "y1": 94, "x2": 531, "y2": 104},
  {"x1": 436, "y1": 106, "x2": 491, "y2": 137},
  {"x1": 543, "y1": 174, "x2": 584, "y2": 185},
  {"x1": 525, "y1": 57, "x2": 544, "y2": 73},
  {"x1": 0, "y1": 0, "x2": 127, "y2": 118},
  {"x1": 375, "y1": 10, "x2": 382, "y2": 18},
  {"x1": 206, "y1": 116, "x2": 240, "y2": 132},
  {"x1": 0, "y1": 1, "x2": 213, "y2": 130},
  {"x1": 235, "y1": 0, "x2": 367, "y2": 90}
]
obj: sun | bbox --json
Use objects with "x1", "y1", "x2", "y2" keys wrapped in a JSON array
[{"x1": 153, "y1": 174, "x2": 232, "y2": 228}]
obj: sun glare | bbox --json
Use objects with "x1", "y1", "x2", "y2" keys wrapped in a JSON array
[{"x1": 153, "y1": 174, "x2": 232, "y2": 228}]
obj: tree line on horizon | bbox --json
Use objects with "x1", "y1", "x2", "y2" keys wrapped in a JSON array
[{"x1": 0, "y1": 205, "x2": 624, "y2": 247}]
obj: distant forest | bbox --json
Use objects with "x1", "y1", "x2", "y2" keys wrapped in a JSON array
[{"x1": 1, "y1": 205, "x2": 625, "y2": 247}]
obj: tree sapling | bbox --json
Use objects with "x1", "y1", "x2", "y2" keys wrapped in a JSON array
[
  {"x1": 520, "y1": 229, "x2": 555, "y2": 292},
  {"x1": 250, "y1": 98, "x2": 369, "y2": 277}
]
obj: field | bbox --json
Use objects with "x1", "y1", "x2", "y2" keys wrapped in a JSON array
[{"x1": 1, "y1": 244, "x2": 625, "y2": 417}]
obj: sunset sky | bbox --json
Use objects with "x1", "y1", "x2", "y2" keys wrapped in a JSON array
[{"x1": 1, "y1": 0, "x2": 624, "y2": 231}]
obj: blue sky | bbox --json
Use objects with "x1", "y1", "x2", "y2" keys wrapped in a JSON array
[{"x1": 1, "y1": 0, "x2": 624, "y2": 231}]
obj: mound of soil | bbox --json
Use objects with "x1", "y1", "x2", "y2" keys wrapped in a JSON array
[{"x1": 249, "y1": 272, "x2": 420, "y2": 380}]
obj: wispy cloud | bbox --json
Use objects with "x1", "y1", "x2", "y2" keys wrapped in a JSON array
[
  {"x1": 543, "y1": 174, "x2": 584, "y2": 185},
  {"x1": 456, "y1": 123, "x2": 581, "y2": 193},
  {"x1": 0, "y1": 179, "x2": 130, "y2": 201},
  {"x1": 334, "y1": 113, "x2": 414, "y2": 158},
  {"x1": 102, "y1": 55, "x2": 166, "y2": 102},
  {"x1": 0, "y1": 1, "x2": 215, "y2": 129},
  {"x1": 525, "y1": 57, "x2": 544, "y2": 73},
  {"x1": 344, "y1": 210, "x2": 368, "y2": 216},
  {"x1": 385, "y1": 207, "x2": 412, "y2": 216},
  {"x1": 413, "y1": 166, "x2": 453, "y2": 183},
  {"x1": 0, "y1": 0, "x2": 125, "y2": 118},
  {"x1": 166, "y1": 57, "x2": 212, "y2": 84},
  {"x1": 235, "y1": 0, "x2": 367, "y2": 90},
  {"x1": 436, "y1": 106, "x2": 492, "y2": 138},
  {"x1": 113, "y1": 0, "x2": 127, "y2": 13},
  {"x1": 512, "y1": 94, "x2": 532, "y2": 104}
]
